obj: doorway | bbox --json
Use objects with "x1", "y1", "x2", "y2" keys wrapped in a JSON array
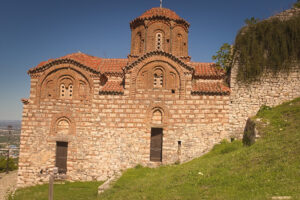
[{"x1": 150, "y1": 128, "x2": 163, "y2": 162}]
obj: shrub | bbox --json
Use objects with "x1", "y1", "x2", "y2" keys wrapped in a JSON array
[
  {"x1": 234, "y1": 14, "x2": 300, "y2": 82},
  {"x1": 0, "y1": 156, "x2": 18, "y2": 172}
]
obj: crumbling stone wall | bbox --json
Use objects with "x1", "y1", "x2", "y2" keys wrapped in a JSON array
[{"x1": 230, "y1": 63, "x2": 300, "y2": 137}]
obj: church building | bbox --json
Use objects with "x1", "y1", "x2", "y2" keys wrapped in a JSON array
[{"x1": 18, "y1": 7, "x2": 230, "y2": 186}]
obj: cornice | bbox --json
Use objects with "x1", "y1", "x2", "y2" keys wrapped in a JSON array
[
  {"x1": 28, "y1": 59, "x2": 100, "y2": 75},
  {"x1": 125, "y1": 51, "x2": 194, "y2": 73}
]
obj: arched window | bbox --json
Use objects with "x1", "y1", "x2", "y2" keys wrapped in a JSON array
[
  {"x1": 153, "y1": 68, "x2": 164, "y2": 88},
  {"x1": 155, "y1": 33, "x2": 163, "y2": 51},
  {"x1": 60, "y1": 84, "x2": 66, "y2": 98},
  {"x1": 67, "y1": 84, "x2": 73, "y2": 98},
  {"x1": 59, "y1": 77, "x2": 73, "y2": 99}
]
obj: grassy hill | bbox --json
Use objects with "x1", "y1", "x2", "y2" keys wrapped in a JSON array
[{"x1": 11, "y1": 97, "x2": 300, "y2": 200}]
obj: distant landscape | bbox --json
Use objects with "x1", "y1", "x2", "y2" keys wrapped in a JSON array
[{"x1": 0, "y1": 120, "x2": 21, "y2": 153}]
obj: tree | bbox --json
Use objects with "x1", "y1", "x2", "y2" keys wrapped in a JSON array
[
  {"x1": 244, "y1": 17, "x2": 260, "y2": 26},
  {"x1": 294, "y1": 0, "x2": 300, "y2": 8},
  {"x1": 212, "y1": 43, "x2": 233, "y2": 72}
]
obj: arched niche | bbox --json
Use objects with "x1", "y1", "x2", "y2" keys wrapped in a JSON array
[
  {"x1": 127, "y1": 55, "x2": 191, "y2": 99},
  {"x1": 38, "y1": 64, "x2": 92, "y2": 102},
  {"x1": 56, "y1": 118, "x2": 71, "y2": 135},
  {"x1": 172, "y1": 25, "x2": 188, "y2": 57},
  {"x1": 130, "y1": 24, "x2": 145, "y2": 56},
  {"x1": 136, "y1": 32, "x2": 144, "y2": 54},
  {"x1": 136, "y1": 62, "x2": 180, "y2": 90},
  {"x1": 152, "y1": 109, "x2": 163, "y2": 125},
  {"x1": 50, "y1": 115, "x2": 75, "y2": 136},
  {"x1": 146, "y1": 102, "x2": 171, "y2": 127}
]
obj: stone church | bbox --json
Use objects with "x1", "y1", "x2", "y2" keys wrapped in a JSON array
[{"x1": 18, "y1": 7, "x2": 255, "y2": 186}]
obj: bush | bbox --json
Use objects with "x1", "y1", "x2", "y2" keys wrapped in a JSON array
[
  {"x1": 257, "y1": 105, "x2": 272, "y2": 116},
  {"x1": 234, "y1": 14, "x2": 300, "y2": 82},
  {"x1": 294, "y1": 0, "x2": 300, "y2": 8},
  {"x1": 0, "y1": 156, "x2": 18, "y2": 172},
  {"x1": 211, "y1": 139, "x2": 242, "y2": 155}
]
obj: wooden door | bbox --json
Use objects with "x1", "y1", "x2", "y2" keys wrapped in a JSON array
[
  {"x1": 56, "y1": 141, "x2": 68, "y2": 174},
  {"x1": 150, "y1": 128, "x2": 163, "y2": 162}
]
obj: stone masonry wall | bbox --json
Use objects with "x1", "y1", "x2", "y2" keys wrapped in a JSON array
[
  {"x1": 230, "y1": 7, "x2": 300, "y2": 137},
  {"x1": 230, "y1": 63, "x2": 300, "y2": 137},
  {"x1": 18, "y1": 64, "x2": 230, "y2": 187}
]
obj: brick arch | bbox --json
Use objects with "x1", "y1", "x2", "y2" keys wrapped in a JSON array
[
  {"x1": 147, "y1": 22, "x2": 171, "y2": 52},
  {"x1": 50, "y1": 113, "x2": 76, "y2": 137},
  {"x1": 147, "y1": 20, "x2": 171, "y2": 28},
  {"x1": 128, "y1": 55, "x2": 189, "y2": 97},
  {"x1": 172, "y1": 25, "x2": 188, "y2": 57},
  {"x1": 37, "y1": 64, "x2": 93, "y2": 103},
  {"x1": 145, "y1": 102, "x2": 171, "y2": 127}
]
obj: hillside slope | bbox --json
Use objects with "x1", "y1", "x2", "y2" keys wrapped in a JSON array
[{"x1": 99, "y1": 98, "x2": 300, "y2": 200}]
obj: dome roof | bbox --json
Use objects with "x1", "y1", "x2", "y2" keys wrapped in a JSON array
[
  {"x1": 139, "y1": 7, "x2": 182, "y2": 20},
  {"x1": 130, "y1": 7, "x2": 189, "y2": 29}
]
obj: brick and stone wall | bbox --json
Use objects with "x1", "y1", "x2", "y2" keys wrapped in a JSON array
[
  {"x1": 230, "y1": 63, "x2": 300, "y2": 137},
  {"x1": 17, "y1": 60, "x2": 230, "y2": 187},
  {"x1": 229, "y1": 7, "x2": 300, "y2": 137}
]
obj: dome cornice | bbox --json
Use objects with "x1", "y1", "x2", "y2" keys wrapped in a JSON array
[{"x1": 130, "y1": 7, "x2": 190, "y2": 30}]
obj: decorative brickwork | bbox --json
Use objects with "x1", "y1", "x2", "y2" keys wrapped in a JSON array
[{"x1": 129, "y1": 7, "x2": 190, "y2": 62}]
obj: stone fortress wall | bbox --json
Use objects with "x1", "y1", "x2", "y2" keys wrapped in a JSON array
[
  {"x1": 230, "y1": 64, "x2": 300, "y2": 137},
  {"x1": 229, "y1": 7, "x2": 300, "y2": 137}
]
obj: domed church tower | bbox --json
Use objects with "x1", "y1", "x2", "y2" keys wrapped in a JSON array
[{"x1": 128, "y1": 7, "x2": 191, "y2": 62}]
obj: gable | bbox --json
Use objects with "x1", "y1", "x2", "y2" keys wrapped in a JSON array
[
  {"x1": 125, "y1": 51, "x2": 194, "y2": 74},
  {"x1": 28, "y1": 52, "x2": 128, "y2": 76}
]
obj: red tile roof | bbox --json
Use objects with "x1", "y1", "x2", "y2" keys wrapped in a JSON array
[
  {"x1": 98, "y1": 59, "x2": 128, "y2": 74},
  {"x1": 139, "y1": 7, "x2": 182, "y2": 21},
  {"x1": 188, "y1": 62, "x2": 226, "y2": 79},
  {"x1": 192, "y1": 82, "x2": 230, "y2": 95},
  {"x1": 29, "y1": 52, "x2": 128, "y2": 75},
  {"x1": 130, "y1": 7, "x2": 189, "y2": 28},
  {"x1": 99, "y1": 81, "x2": 124, "y2": 94},
  {"x1": 32, "y1": 52, "x2": 102, "y2": 72}
]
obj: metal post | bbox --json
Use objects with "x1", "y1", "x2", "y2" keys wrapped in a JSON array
[
  {"x1": 48, "y1": 174, "x2": 54, "y2": 200},
  {"x1": 6, "y1": 125, "x2": 12, "y2": 174},
  {"x1": 49, "y1": 167, "x2": 58, "y2": 200},
  {"x1": 6, "y1": 149, "x2": 9, "y2": 174}
]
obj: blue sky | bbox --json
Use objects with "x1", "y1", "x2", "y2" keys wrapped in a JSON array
[{"x1": 0, "y1": 0, "x2": 296, "y2": 120}]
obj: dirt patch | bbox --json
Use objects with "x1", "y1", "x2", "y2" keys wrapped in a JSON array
[{"x1": 0, "y1": 171, "x2": 18, "y2": 200}]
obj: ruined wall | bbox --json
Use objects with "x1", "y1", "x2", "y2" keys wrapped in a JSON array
[{"x1": 230, "y1": 63, "x2": 300, "y2": 137}]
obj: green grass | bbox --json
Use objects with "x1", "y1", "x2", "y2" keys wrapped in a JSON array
[
  {"x1": 11, "y1": 181, "x2": 102, "y2": 200},
  {"x1": 12, "y1": 97, "x2": 300, "y2": 200}
]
